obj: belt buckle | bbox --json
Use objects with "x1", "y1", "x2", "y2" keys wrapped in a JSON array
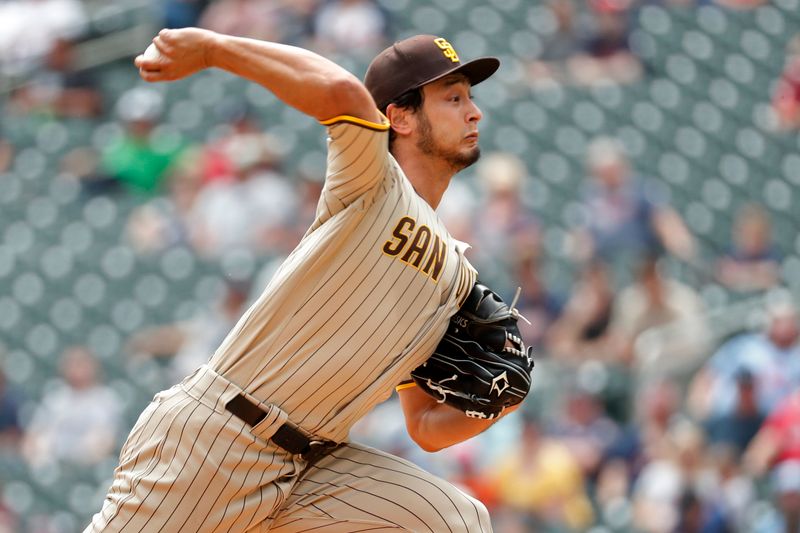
[{"x1": 301, "y1": 440, "x2": 336, "y2": 464}]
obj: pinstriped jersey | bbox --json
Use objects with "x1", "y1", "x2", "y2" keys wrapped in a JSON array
[{"x1": 209, "y1": 115, "x2": 477, "y2": 443}]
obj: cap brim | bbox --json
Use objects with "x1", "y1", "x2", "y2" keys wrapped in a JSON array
[{"x1": 415, "y1": 56, "x2": 500, "y2": 91}]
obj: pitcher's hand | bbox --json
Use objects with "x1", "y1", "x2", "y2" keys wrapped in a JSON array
[{"x1": 135, "y1": 28, "x2": 218, "y2": 82}]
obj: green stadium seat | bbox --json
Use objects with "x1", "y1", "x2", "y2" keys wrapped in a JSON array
[
  {"x1": 639, "y1": 5, "x2": 673, "y2": 38},
  {"x1": 167, "y1": 98, "x2": 204, "y2": 132},
  {"x1": 1, "y1": 479, "x2": 35, "y2": 519},
  {"x1": 1, "y1": 342, "x2": 37, "y2": 384},
  {"x1": 682, "y1": 30, "x2": 715, "y2": 62},
  {"x1": 85, "y1": 323, "x2": 123, "y2": 363},
  {"x1": 49, "y1": 297, "x2": 83, "y2": 331},
  {"x1": 649, "y1": 78, "x2": 682, "y2": 111},
  {"x1": 572, "y1": 101, "x2": 606, "y2": 133},
  {"x1": 755, "y1": 6, "x2": 787, "y2": 37},
  {"x1": 487, "y1": 0, "x2": 521, "y2": 13},
  {"x1": 82, "y1": 196, "x2": 119, "y2": 230},
  {"x1": 133, "y1": 273, "x2": 169, "y2": 308},
  {"x1": 467, "y1": 6, "x2": 504, "y2": 37},
  {"x1": 13, "y1": 148, "x2": 47, "y2": 182}
]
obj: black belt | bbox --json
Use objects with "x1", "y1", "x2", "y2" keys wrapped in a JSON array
[{"x1": 225, "y1": 393, "x2": 338, "y2": 463}]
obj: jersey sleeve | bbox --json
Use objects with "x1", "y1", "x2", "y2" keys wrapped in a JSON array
[{"x1": 319, "y1": 114, "x2": 391, "y2": 207}]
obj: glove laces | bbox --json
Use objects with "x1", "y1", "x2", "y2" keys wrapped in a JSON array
[{"x1": 509, "y1": 286, "x2": 531, "y2": 325}]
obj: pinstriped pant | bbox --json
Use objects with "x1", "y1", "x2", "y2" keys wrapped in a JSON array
[{"x1": 85, "y1": 365, "x2": 492, "y2": 532}]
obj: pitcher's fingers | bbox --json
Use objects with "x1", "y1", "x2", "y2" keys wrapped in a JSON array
[
  {"x1": 138, "y1": 68, "x2": 166, "y2": 82},
  {"x1": 152, "y1": 36, "x2": 174, "y2": 56},
  {"x1": 157, "y1": 28, "x2": 176, "y2": 44},
  {"x1": 136, "y1": 57, "x2": 162, "y2": 71},
  {"x1": 133, "y1": 53, "x2": 163, "y2": 69}
]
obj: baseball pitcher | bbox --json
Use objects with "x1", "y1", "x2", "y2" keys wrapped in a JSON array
[{"x1": 86, "y1": 27, "x2": 533, "y2": 532}]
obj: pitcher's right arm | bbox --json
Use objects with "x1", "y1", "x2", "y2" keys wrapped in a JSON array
[{"x1": 135, "y1": 28, "x2": 380, "y2": 124}]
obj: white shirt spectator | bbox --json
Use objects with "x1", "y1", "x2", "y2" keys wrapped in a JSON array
[
  {"x1": 24, "y1": 382, "x2": 122, "y2": 466},
  {"x1": 188, "y1": 170, "x2": 297, "y2": 255},
  {"x1": 0, "y1": 0, "x2": 86, "y2": 75},
  {"x1": 22, "y1": 347, "x2": 122, "y2": 467},
  {"x1": 313, "y1": 0, "x2": 388, "y2": 54}
]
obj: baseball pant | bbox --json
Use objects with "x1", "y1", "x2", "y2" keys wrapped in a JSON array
[{"x1": 85, "y1": 365, "x2": 492, "y2": 532}]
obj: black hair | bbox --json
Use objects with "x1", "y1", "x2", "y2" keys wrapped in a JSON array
[{"x1": 386, "y1": 87, "x2": 424, "y2": 151}]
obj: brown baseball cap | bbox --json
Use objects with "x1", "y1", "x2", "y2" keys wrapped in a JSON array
[{"x1": 365, "y1": 35, "x2": 500, "y2": 112}]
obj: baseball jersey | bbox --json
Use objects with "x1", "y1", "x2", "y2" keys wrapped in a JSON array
[{"x1": 208, "y1": 115, "x2": 477, "y2": 443}]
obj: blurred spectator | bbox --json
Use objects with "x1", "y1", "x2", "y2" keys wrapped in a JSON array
[
  {"x1": 120, "y1": 108, "x2": 275, "y2": 243},
  {"x1": 436, "y1": 179, "x2": 478, "y2": 246},
  {"x1": 60, "y1": 145, "x2": 113, "y2": 196},
  {"x1": 592, "y1": 457, "x2": 631, "y2": 526},
  {"x1": 598, "y1": 379, "x2": 687, "y2": 524},
  {"x1": 0, "y1": 369, "x2": 22, "y2": 451},
  {"x1": 527, "y1": 0, "x2": 642, "y2": 86},
  {"x1": 572, "y1": 137, "x2": 696, "y2": 271},
  {"x1": 612, "y1": 255, "x2": 708, "y2": 370},
  {"x1": 703, "y1": 369, "x2": 764, "y2": 454},
  {"x1": 688, "y1": 297, "x2": 800, "y2": 421},
  {"x1": 199, "y1": 0, "x2": 282, "y2": 40},
  {"x1": 0, "y1": 0, "x2": 87, "y2": 76},
  {"x1": 0, "y1": 136, "x2": 12, "y2": 173},
  {"x1": 745, "y1": 391, "x2": 800, "y2": 533},
  {"x1": 716, "y1": 203, "x2": 782, "y2": 294},
  {"x1": 604, "y1": 379, "x2": 685, "y2": 476},
  {"x1": 311, "y1": 0, "x2": 390, "y2": 59},
  {"x1": 290, "y1": 172, "x2": 326, "y2": 242},
  {"x1": 21, "y1": 346, "x2": 122, "y2": 467},
  {"x1": 540, "y1": 0, "x2": 582, "y2": 62},
  {"x1": 125, "y1": 148, "x2": 204, "y2": 253},
  {"x1": 0, "y1": 497, "x2": 17, "y2": 533},
  {"x1": 471, "y1": 152, "x2": 541, "y2": 298},
  {"x1": 651, "y1": 0, "x2": 704, "y2": 5},
  {"x1": 547, "y1": 259, "x2": 620, "y2": 363},
  {"x1": 527, "y1": 0, "x2": 583, "y2": 84},
  {"x1": 631, "y1": 421, "x2": 708, "y2": 533},
  {"x1": 126, "y1": 278, "x2": 251, "y2": 383},
  {"x1": 8, "y1": 38, "x2": 102, "y2": 118},
  {"x1": 512, "y1": 251, "x2": 563, "y2": 352},
  {"x1": 187, "y1": 134, "x2": 297, "y2": 256},
  {"x1": 631, "y1": 380, "x2": 685, "y2": 463},
  {"x1": 713, "y1": 0, "x2": 767, "y2": 8},
  {"x1": 100, "y1": 87, "x2": 185, "y2": 195},
  {"x1": 163, "y1": 0, "x2": 209, "y2": 29},
  {"x1": 489, "y1": 415, "x2": 595, "y2": 531},
  {"x1": 199, "y1": 0, "x2": 316, "y2": 43},
  {"x1": 673, "y1": 489, "x2": 731, "y2": 533},
  {"x1": 772, "y1": 35, "x2": 800, "y2": 131},
  {"x1": 200, "y1": 102, "x2": 283, "y2": 185},
  {"x1": 570, "y1": 0, "x2": 642, "y2": 85},
  {"x1": 549, "y1": 388, "x2": 621, "y2": 478},
  {"x1": 703, "y1": 444, "x2": 757, "y2": 531}
]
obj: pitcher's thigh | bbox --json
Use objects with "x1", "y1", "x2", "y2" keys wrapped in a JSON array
[
  {"x1": 269, "y1": 443, "x2": 492, "y2": 533},
  {"x1": 85, "y1": 391, "x2": 296, "y2": 533}
]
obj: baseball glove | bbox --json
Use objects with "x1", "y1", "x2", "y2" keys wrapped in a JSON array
[{"x1": 410, "y1": 282, "x2": 534, "y2": 419}]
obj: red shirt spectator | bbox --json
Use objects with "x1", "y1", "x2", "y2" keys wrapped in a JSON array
[
  {"x1": 773, "y1": 36, "x2": 800, "y2": 130},
  {"x1": 760, "y1": 392, "x2": 800, "y2": 465}
]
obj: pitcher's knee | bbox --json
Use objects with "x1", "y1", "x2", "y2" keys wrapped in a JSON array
[
  {"x1": 435, "y1": 487, "x2": 492, "y2": 533},
  {"x1": 464, "y1": 494, "x2": 492, "y2": 532}
]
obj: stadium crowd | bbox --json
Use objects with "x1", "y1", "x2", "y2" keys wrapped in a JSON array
[{"x1": 1, "y1": 0, "x2": 800, "y2": 531}]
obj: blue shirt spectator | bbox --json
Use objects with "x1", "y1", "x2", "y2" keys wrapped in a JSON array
[
  {"x1": 690, "y1": 300, "x2": 800, "y2": 421},
  {"x1": 573, "y1": 137, "x2": 696, "y2": 280}
]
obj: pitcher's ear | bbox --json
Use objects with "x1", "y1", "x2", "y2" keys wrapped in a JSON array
[{"x1": 386, "y1": 103, "x2": 414, "y2": 137}]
